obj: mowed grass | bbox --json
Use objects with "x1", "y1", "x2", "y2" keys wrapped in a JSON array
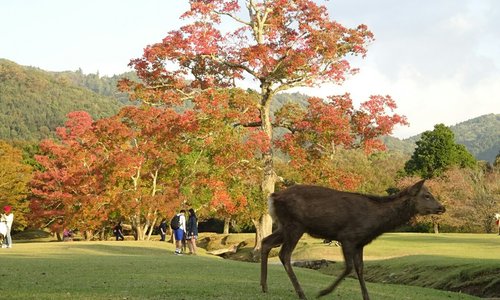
[{"x1": 0, "y1": 233, "x2": 496, "y2": 300}]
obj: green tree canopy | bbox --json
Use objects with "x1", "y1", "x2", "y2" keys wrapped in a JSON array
[{"x1": 404, "y1": 124, "x2": 476, "y2": 178}]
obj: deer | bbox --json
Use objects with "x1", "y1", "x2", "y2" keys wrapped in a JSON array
[{"x1": 260, "y1": 180, "x2": 445, "y2": 300}]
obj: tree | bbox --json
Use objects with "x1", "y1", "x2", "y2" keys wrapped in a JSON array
[
  {"x1": 398, "y1": 165, "x2": 500, "y2": 234},
  {"x1": 404, "y1": 124, "x2": 476, "y2": 179},
  {"x1": 275, "y1": 94, "x2": 407, "y2": 189},
  {"x1": 470, "y1": 162, "x2": 500, "y2": 233},
  {"x1": 30, "y1": 111, "x2": 111, "y2": 239},
  {"x1": 120, "y1": 0, "x2": 377, "y2": 249},
  {"x1": 30, "y1": 107, "x2": 200, "y2": 240},
  {"x1": 0, "y1": 141, "x2": 33, "y2": 230},
  {"x1": 113, "y1": 106, "x2": 199, "y2": 240}
]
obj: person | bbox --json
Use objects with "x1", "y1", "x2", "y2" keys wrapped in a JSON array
[
  {"x1": 174, "y1": 210, "x2": 186, "y2": 254},
  {"x1": 158, "y1": 218, "x2": 167, "y2": 241},
  {"x1": 495, "y1": 213, "x2": 500, "y2": 235},
  {"x1": 186, "y1": 208, "x2": 199, "y2": 255},
  {"x1": 113, "y1": 221, "x2": 125, "y2": 241},
  {"x1": 1, "y1": 205, "x2": 14, "y2": 248},
  {"x1": 63, "y1": 228, "x2": 73, "y2": 241}
]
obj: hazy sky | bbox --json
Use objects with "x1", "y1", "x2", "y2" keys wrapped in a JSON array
[{"x1": 1, "y1": 0, "x2": 499, "y2": 138}]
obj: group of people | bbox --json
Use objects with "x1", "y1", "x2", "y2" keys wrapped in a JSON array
[
  {"x1": 112, "y1": 208, "x2": 198, "y2": 255},
  {"x1": 171, "y1": 208, "x2": 198, "y2": 255},
  {"x1": 1, "y1": 205, "x2": 14, "y2": 248}
]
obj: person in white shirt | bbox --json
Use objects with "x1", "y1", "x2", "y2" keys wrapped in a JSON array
[
  {"x1": 1, "y1": 206, "x2": 14, "y2": 248},
  {"x1": 173, "y1": 210, "x2": 186, "y2": 254}
]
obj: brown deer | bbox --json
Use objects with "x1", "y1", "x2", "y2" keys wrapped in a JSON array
[{"x1": 260, "y1": 180, "x2": 445, "y2": 300}]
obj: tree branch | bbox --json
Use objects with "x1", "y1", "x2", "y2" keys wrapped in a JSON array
[{"x1": 233, "y1": 121, "x2": 262, "y2": 128}]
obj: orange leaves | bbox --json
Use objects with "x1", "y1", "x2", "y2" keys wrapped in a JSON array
[
  {"x1": 207, "y1": 179, "x2": 248, "y2": 215},
  {"x1": 125, "y1": 0, "x2": 376, "y2": 105},
  {"x1": 277, "y1": 93, "x2": 407, "y2": 154},
  {"x1": 275, "y1": 93, "x2": 407, "y2": 190}
]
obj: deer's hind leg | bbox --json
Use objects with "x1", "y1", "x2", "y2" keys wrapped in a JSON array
[
  {"x1": 261, "y1": 228, "x2": 284, "y2": 293},
  {"x1": 279, "y1": 225, "x2": 306, "y2": 299},
  {"x1": 318, "y1": 242, "x2": 355, "y2": 298}
]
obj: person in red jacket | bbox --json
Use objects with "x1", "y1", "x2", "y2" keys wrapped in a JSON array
[{"x1": 1, "y1": 206, "x2": 14, "y2": 248}]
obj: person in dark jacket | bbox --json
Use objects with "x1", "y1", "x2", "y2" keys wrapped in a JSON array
[
  {"x1": 158, "y1": 218, "x2": 167, "y2": 241},
  {"x1": 113, "y1": 221, "x2": 125, "y2": 241},
  {"x1": 186, "y1": 208, "x2": 198, "y2": 255}
]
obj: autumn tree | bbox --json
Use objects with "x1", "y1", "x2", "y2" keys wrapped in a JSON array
[
  {"x1": 0, "y1": 141, "x2": 33, "y2": 230},
  {"x1": 275, "y1": 94, "x2": 407, "y2": 191},
  {"x1": 30, "y1": 107, "x2": 201, "y2": 240},
  {"x1": 404, "y1": 124, "x2": 476, "y2": 179},
  {"x1": 398, "y1": 164, "x2": 500, "y2": 234},
  {"x1": 470, "y1": 162, "x2": 500, "y2": 233},
  {"x1": 121, "y1": 0, "x2": 376, "y2": 248},
  {"x1": 30, "y1": 111, "x2": 113, "y2": 239},
  {"x1": 183, "y1": 89, "x2": 266, "y2": 234},
  {"x1": 112, "y1": 106, "x2": 199, "y2": 240}
]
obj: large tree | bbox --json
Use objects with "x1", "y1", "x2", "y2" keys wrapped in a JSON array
[
  {"x1": 404, "y1": 123, "x2": 476, "y2": 179},
  {"x1": 121, "y1": 0, "x2": 376, "y2": 248},
  {"x1": 0, "y1": 141, "x2": 33, "y2": 230}
]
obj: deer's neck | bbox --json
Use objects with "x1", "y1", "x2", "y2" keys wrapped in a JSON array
[{"x1": 379, "y1": 197, "x2": 415, "y2": 230}]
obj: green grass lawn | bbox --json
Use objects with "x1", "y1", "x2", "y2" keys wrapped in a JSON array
[{"x1": 0, "y1": 233, "x2": 497, "y2": 299}]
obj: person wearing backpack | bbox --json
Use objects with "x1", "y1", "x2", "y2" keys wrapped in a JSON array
[{"x1": 172, "y1": 210, "x2": 186, "y2": 254}]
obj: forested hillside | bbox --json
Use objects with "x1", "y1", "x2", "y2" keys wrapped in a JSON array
[
  {"x1": 0, "y1": 59, "x2": 122, "y2": 140},
  {"x1": 452, "y1": 114, "x2": 499, "y2": 163},
  {"x1": 0, "y1": 59, "x2": 497, "y2": 163},
  {"x1": 53, "y1": 69, "x2": 138, "y2": 105},
  {"x1": 383, "y1": 114, "x2": 499, "y2": 163}
]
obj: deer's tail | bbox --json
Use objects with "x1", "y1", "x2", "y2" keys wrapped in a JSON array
[{"x1": 268, "y1": 193, "x2": 278, "y2": 222}]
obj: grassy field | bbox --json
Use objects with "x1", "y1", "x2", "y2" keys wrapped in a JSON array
[{"x1": 0, "y1": 233, "x2": 498, "y2": 299}]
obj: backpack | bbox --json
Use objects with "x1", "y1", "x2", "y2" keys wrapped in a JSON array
[{"x1": 170, "y1": 215, "x2": 180, "y2": 230}]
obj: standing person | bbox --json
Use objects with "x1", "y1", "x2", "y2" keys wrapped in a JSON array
[
  {"x1": 1, "y1": 206, "x2": 14, "y2": 248},
  {"x1": 495, "y1": 213, "x2": 500, "y2": 235},
  {"x1": 172, "y1": 210, "x2": 186, "y2": 254},
  {"x1": 186, "y1": 208, "x2": 199, "y2": 255},
  {"x1": 158, "y1": 218, "x2": 167, "y2": 241},
  {"x1": 113, "y1": 221, "x2": 125, "y2": 241}
]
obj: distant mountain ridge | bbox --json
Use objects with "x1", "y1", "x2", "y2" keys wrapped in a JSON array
[
  {"x1": 382, "y1": 114, "x2": 499, "y2": 163},
  {"x1": 0, "y1": 59, "x2": 122, "y2": 140},
  {"x1": 1, "y1": 59, "x2": 498, "y2": 163}
]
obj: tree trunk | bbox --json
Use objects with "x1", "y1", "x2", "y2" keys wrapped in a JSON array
[
  {"x1": 433, "y1": 222, "x2": 440, "y2": 234},
  {"x1": 100, "y1": 227, "x2": 106, "y2": 241},
  {"x1": 147, "y1": 217, "x2": 158, "y2": 241},
  {"x1": 253, "y1": 87, "x2": 276, "y2": 251},
  {"x1": 131, "y1": 215, "x2": 143, "y2": 240},
  {"x1": 223, "y1": 217, "x2": 230, "y2": 234},
  {"x1": 84, "y1": 230, "x2": 93, "y2": 241},
  {"x1": 253, "y1": 213, "x2": 273, "y2": 252}
]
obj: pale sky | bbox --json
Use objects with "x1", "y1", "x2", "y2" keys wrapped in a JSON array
[{"x1": 1, "y1": 0, "x2": 499, "y2": 139}]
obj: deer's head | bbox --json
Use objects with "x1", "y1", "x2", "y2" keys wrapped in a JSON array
[{"x1": 408, "y1": 180, "x2": 446, "y2": 215}]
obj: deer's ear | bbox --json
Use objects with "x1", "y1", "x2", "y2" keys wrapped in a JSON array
[{"x1": 409, "y1": 180, "x2": 426, "y2": 196}]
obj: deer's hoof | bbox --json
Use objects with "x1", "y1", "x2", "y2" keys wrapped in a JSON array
[{"x1": 317, "y1": 288, "x2": 331, "y2": 298}]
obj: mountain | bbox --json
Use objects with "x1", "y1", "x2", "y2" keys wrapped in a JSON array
[
  {"x1": 383, "y1": 114, "x2": 500, "y2": 163},
  {"x1": 0, "y1": 59, "x2": 123, "y2": 141},
  {"x1": 1, "y1": 59, "x2": 497, "y2": 163}
]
